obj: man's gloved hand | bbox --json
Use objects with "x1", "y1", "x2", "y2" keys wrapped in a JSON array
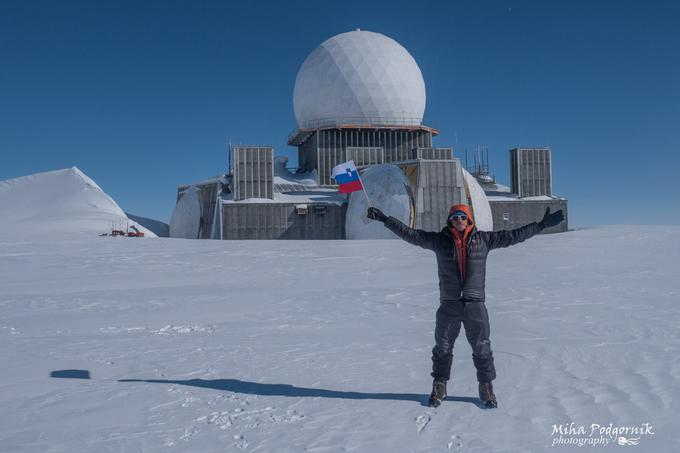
[
  {"x1": 367, "y1": 207, "x2": 388, "y2": 223},
  {"x1": 539, "y1": 207, "x2": 564, "y2": 229}
]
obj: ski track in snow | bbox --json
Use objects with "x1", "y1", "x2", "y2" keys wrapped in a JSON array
[{"x1": 0, "y1": 226, "x2": 679, "y2": 452}]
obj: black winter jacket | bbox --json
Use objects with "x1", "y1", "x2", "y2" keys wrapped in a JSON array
[{"x1": 384, "y1": 218, "x2": 543, "y2": 302}]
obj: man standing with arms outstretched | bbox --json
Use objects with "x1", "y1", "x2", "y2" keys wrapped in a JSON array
[{"x1": 367, "y1": 204, "x2": 564, "y2": 408}]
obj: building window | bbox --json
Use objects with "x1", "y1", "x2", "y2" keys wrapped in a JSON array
[{"x1": 503, "y1": 212, "x2": 510, "y2": 221}]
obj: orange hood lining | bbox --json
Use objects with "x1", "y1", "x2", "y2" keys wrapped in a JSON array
[{"x1": 448, "y1": 204, "x2": 475, "y2": 229}]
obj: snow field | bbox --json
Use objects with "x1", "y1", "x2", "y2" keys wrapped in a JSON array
[{"x1": 1, "y1": 226, "x2": 678, "y2": 452}]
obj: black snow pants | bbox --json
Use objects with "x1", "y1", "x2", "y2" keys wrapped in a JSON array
[{"x1": 431, "y1": 299, "x2": 496, "y2": 383}]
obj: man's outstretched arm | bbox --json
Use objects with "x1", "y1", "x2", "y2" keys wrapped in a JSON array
[
  {"x1": 485, "y1": 208, "x2": 565, "y2": 250},
  {"x1": 367, "y1": 207, "x2": 437, "y2": 251}
]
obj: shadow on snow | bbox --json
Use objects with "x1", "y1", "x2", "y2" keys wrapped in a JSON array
[{"x1": 50, "y1": 370, "x2": 483, "y2": 407}]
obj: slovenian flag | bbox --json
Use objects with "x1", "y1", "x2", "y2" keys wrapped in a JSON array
[{"x1": 331, "y1": 160, "x2": 363, "y2": 194}]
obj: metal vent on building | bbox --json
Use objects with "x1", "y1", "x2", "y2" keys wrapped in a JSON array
[
  {"x1": 509, "y1": 147, "x2": 552, "y2": 198},
  {"x1": 274, "y1": 183, "x2": 318, "y2": 193},
  {"x1": 230, "y1": 146, "x2": 274, "y2": 201},
  {"x1": 411, "y1": 147, "x2": 452, "y2": 160}
]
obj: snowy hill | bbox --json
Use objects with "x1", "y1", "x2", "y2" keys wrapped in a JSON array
[
  {"x1": 0, "y1": 167, "x2": 156, "y2": 238},
  {"x1": 0, "y1": 227, "x2": 678, "y2": 451}
]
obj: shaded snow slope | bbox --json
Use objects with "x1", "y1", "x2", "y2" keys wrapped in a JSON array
[
  {"x1": 126, "y1": 213, "x2": 169, "y2": 238},
  {"x1": 0, "y1": 167, "x2": 155, "y2": 238},
  {"x1": 0, "y1": 226, "x2": 678, "y2": 452}
]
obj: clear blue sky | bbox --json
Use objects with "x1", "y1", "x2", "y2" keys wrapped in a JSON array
[{"x1": 2, "y1": 0, "x2": 678, "y2": 226}]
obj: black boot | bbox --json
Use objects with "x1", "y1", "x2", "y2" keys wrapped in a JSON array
[
  {"x1": 479, "y1": 382, "x2": 497, "y2": 408},
  {"x1": 428, "y1": 379, "x2": 447, "y2": 407}
]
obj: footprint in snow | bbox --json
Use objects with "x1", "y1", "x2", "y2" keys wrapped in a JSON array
[
  {"x1": 234, "y1": 434, "x2": 248, "y2": 449},
  {"x1": 197, "y1": 411, "x2": 232, "y2": 429},
  {"x1": 269, "y1": 409, "x2": 305, "y2": 423},
  {"x1": 447, "y1": 434, "x2": 463, "y2": 451},
  {"x1": 179, "y1": 428, "x2": 197, "y2": 441},
  {"x1": 415, "y1": 413, "x2": 431, "y2": 434}
]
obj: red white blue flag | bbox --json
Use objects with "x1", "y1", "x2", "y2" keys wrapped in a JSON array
[{"x1": 331, "y1": 160, "x2": 363, "y2": 194}]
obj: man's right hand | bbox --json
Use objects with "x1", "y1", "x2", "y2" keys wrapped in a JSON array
[{"x1": 367, "y1": 207, "x2": 388, "y2": 222}]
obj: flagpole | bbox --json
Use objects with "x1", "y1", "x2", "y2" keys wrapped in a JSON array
[{"x1": 355, "y1": 166, "x2": 372, "y2": 208}]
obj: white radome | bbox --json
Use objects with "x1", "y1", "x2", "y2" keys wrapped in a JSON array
[
  {"x1": 293, "y1": 30, "x2": 426, "y2": 129},
  {"x1": 462, "y1": 169, "x2": 493, "y2": 231},
  {"x1": 169, "y1": 186, "x2": 201, "y2": 239},
  {"x1": 345, "y1": 165, "x2": 414, "y2": 240}
]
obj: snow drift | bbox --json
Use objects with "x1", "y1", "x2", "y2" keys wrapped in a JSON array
[{"x1": 0, "y1": 167, "x2": 156, "y2": 238}]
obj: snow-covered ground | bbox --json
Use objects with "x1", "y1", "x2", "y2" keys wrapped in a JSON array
[{"x1": 1, "y1": 227, "x2": 678, "y2": 452}]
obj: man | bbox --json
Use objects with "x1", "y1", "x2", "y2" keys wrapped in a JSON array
[{"x1": 367, "y1": 204, "x2": 564, "y2": 408}]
